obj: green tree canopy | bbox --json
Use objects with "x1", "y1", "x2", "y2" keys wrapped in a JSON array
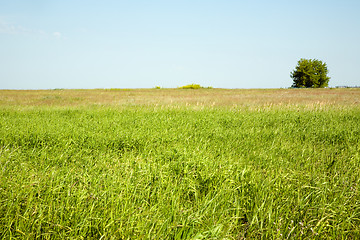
[{"x1": 291, "y1": 58, "x2": 330, "y2": 88}]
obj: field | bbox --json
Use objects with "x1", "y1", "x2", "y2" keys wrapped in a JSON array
[{"x1": 1, "y1": 88, "x2": 360, "y2": 239}]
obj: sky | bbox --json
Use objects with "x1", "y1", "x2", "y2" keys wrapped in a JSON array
[{"x1": 1, "y1": 0, "x2": 360, "y2": 89}]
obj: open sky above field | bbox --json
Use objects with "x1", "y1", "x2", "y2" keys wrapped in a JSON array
[{"x1": 1, "y1": 0, "x2": 360, "y2": 89}]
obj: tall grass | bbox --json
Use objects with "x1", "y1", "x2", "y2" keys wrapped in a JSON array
[{"x1": 0, "y1": 105, "x2": 359, "y2": 239}]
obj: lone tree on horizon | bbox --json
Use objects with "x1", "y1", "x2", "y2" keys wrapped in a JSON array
[{"x1": 291, "y1": 58, "x2": 330, "y2": 88}]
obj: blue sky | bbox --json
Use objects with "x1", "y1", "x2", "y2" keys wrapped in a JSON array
[{"x1": 1, "y1": 0, "x2": 359, "y2": 89}]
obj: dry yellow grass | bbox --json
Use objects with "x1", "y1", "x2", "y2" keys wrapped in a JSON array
[{"x1": 0, "y1": 88, "x2": 359, "y2": 108}]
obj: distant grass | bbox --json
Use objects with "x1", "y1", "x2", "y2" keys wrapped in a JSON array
[
  {"x1": 1, "y1": 88, "x2": 359, "y2": 108},
  {"x1": 1, "y1": 99, "x2": 359, "y2": 239}
]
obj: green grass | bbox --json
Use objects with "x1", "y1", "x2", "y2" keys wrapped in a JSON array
[{"x1": 0, "y1": 105, "x2": 360, "y2": 239}]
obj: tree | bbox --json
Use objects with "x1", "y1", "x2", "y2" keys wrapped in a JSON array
[{"x1": 290, "y1": 58, "x2": 330, "y2": 88}]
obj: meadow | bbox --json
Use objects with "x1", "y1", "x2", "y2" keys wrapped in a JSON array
[{"x1": 0, "y1": 88, "x2": 360, "y2": 239}]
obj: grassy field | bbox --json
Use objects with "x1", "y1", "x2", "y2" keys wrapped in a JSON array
[
  {"x1": 0, "y1": 88, "x2": 360, "y2": 239},
  {"x1": 1, "y1": 88, "x2": 359, "y2": 108}
]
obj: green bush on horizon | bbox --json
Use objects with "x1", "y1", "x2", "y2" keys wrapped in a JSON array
[
  {"x1": 178, "y1": 84, "x2": 203, "y2": 89},
  {"x1": 291, "y1": 58, "x2": 330, "y2": 88}
]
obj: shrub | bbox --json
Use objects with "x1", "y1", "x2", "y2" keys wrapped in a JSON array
[
  {"x1": 291, "y1": 58, "x2": 330, "y2": 88},
  {"x1": 178, "y1": 84, "x2": 203, "y2": 89}
]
